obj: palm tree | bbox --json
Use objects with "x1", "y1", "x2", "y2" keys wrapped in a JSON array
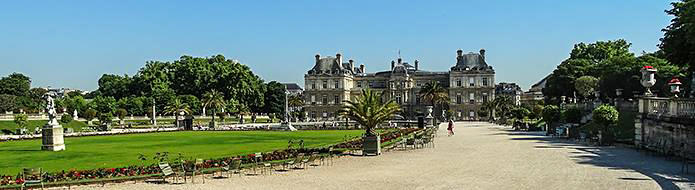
[
  {"x1": 203, "y1": 90, "x2": 226, "y2": 128},
  {"x1": 494, "y1": 95, "x2": 515, "y2": 122},
  {"x1": 288, "y1": 95, "x2": 304, "y2": 108},
  {"x1": 418, "y1": 81, "x2": 449, "y2": 122},
  {"x1": 340, "y1": 89, "x2": 401, "y2": 136},
  {"x1": 163, "y1": 98, "x2": 192, "y2": 116}
]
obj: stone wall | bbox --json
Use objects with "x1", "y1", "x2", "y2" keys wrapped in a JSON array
[{"x1": 635, "y1": 113, "x2": 695, "y2": 159}]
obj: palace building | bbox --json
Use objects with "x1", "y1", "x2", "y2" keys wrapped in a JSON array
[{"x1": 303, "y1": 49, "x2": 495, "y2": 121}]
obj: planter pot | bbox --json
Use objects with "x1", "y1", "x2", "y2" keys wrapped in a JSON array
[{"x1": 362, "y1": 135, "x2": 381, "y2": 156}]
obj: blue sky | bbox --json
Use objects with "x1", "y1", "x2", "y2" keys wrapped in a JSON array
[{"x1": 0, "y1": 1, "x2": 671, "y2": 91}]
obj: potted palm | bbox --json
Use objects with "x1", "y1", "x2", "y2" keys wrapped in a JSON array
[
  {"x1": 340, "y1": 89, "x2": 400, "y2": 156},
  {"x1": 163, "y1": 98, "x2": 192, "y2": 129},
  {"x1": 418, "y1": 81, "x2": 449, "y2": 125},
  {"x1": 203, "y1": 90, "x2": 226, "y2": 129}
]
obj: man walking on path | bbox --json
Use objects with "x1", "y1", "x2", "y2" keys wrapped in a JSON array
[{"x1": 447, "y1": 120, "x2": 455, "y2": 136}]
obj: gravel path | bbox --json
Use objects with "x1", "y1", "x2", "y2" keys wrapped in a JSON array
[{"x1": 76, "y1": 122, "x2": 694, "y2": 190}]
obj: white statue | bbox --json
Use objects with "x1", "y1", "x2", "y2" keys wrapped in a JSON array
[
  {"x1": 73, "y1": 109, "x2": 78, "y2": 119},
  {"x1": 45, "y1": 93, "x2": 58, "y2": 125}
]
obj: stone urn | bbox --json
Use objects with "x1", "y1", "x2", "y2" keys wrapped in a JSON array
[
  {"x1": 362, "y1": 135, "x2": 381, "y2": 156},
  {"x1": 640, "y1": 66, "x2": 657, "y2": 96},
  {"x1": 668, "y1": 77, "x2": 682, "y2": 97}
]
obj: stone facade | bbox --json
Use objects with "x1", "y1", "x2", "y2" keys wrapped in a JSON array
[{"x1": 304, "y1": 49, "x2": 495, "y2": 121}]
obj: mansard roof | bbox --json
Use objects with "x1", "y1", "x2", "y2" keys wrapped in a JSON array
[
  {"x1": 451, "y1": 50, "x2": 494, "y2": 73},
  {"x1": 307, "y1": 55, "x2": 354, "y2": 75}
]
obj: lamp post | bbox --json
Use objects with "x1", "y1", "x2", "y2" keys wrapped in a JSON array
[{"x1": 668, "y1": 77, "x2": 682, "y2": 98}]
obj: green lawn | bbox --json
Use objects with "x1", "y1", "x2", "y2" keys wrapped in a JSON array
[
  {"x1": 0, "y1": 120, "x2": 88, "y2": 134},
  {"x1": 0, "y1": 130, "x2": 363, "y2": 174}
]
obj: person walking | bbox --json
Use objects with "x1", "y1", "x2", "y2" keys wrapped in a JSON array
[{"x1": 447, "y1": 120, "x2": 455, "y2": 136}]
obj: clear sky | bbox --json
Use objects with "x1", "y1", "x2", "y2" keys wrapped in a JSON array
[{"x1": 0, "y1": 1, "x2": 671, "y2": 91}]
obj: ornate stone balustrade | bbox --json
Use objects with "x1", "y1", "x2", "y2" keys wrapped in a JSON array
[{"x1": 639, "y1": 97, "x2": 695, "y2": 117}]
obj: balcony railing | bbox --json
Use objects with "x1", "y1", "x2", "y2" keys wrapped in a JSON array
[{"x1": 639, "y1": 97, "x2": 695, "y2": 118}]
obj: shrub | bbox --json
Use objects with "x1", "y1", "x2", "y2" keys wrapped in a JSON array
[
  {"x1": 542, "y1": 105, "x2": 561, "y2": 123},
  {"x1": 563, "y1": 106, "x2": 582, "y2": 123},
  {"x1": 99, "y1": 113, "x2": 114, "y2": 124},
  {"x1": 84, "y1": 109, "x2": 97, "y2": 123},
  {"x1": 13, "y1": 114, "x2": 28, "y2": 128},
  {"x1": 115, "y1": 108, "x2": 128, "y2": 121},
  {"x1": 60, "y1": 114, "x2": 73, "y2": 124},
  {"x1": 592, "y1": 105, "x2": 618, "y2": 127},
  {"x1": 511, "y1": 107, "x2": 531, "y2": 120}
]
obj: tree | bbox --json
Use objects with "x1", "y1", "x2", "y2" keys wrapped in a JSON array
[
  {"x1": 340, "y1": 89, "x2": 401, "y2": 136},
  {"x1": 592, "y1": 105, "x2": 619, "y2": 145},
  {"x1": 115, "y1": 108, "x2": 128, "y2": 124},
  {"x1": 660, "y1": 0, "x2": 695, "y2": 71},
  {"x1": 14, "y1": 114, "x2": 28, "y2": 129},
  {"x1": 203, "y1": 90, "x2": 225, "y2": 127},
  {"x1": 563, "y1": 106, "x2": 582, "y2": 124},
  {"x1": 60, "y1": 114, "x2": 73, "y2": 124},
  {"x1": 64, "y1": 95, "x2": 88, "y2": 117},
  {"x1": 84, "y1": 108, "x2": 97, "y2": 125},
  {"x1": 97, "y1": 74, "x2": 134, "y2": 99},
  {"x1": 177, "y1": 95, "x2": 201, "y2": 115},
  {"x1": 418, "y1": 81, "x2": 449, "y2": 122},
  {"x1": 494, "y1": 95, "x2": 515, "y2": 122},
  {"x1": 288, "y1": 95, "x2": 304, "y2": 108},
  {"x1": 263, "y1": 81, "x2": 286, "y2": 116},
  {"x1": 510, "y1": 107, "x2": 531, "y2": 121},
  {"x1": 0, "y1": 94, "x2": 17, "y2": 113},
  {"x1": 0, "y1": 73, "x2": 31, "y2": 97},
  {"x1": 91, "y1": 96, "x2": 117, "y2": 114},
  {"x1": 575, "y1": 76, "x2": 599, "y2": 99},
  {"x1": 163, "y1": 98, "x2": 192, "y2": 116},
  {"x1": 99, "y1": 113, "x2": 114, "y2": 125},
  {"x1": 542, "y1": 105, "x2": 561, "y2": 135},
  {"x1": 569, "y1": 39, "x2": 633, "y2": 64}
]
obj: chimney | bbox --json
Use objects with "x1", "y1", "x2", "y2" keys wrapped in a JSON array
[
  {"x1": 414, "y1": 60, "x2": 419, "y2": 71},
  {"x1": 315, "y1": 54, "x2": 320, "y2": 62},
  {"x1": 359, "y1": 64, "x2": 365, "y2": 73},
  {"x1": 349, "y1": 59, "x2": 354, "y2": 71},
  {"x1": 391, "y1": 60, "x2": 395, "y2": 70},
  {"x1": 397, "y1": 58, "x2": 402, "y2": 64},
  {"x1": 456, "y1": 49, "x2": 463, "y2": 61},
  {"x1": 480, "y1": 49, "x2": 486, "y2": 59},
  {"x1": 336, "y1": 53, "x2": 342, "y2": 65}
]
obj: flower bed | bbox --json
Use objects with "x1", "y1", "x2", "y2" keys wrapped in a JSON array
[{"x1": 0, "y1": 128, "x2": 419, "y2": 187}]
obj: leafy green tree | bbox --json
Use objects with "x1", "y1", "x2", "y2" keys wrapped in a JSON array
[
  {"x1": 288, "y1": 95, "x2": 304, "y2": 108},
  {"x1": 14, "y1": 114, "x2": 28, "y2": 129},
  {"x1": 84, "y1": 108, "x2": 97, "y2": 125},
  {"x1": 0, "y1": 73, "x2": 31, "y2": 97},
  {"x1": 263, "y1": 81, "x2": 286, "y2": 116},
  {"x1": 340, "y1": 89, "x2": 401, "y2": 136},
  {"x1": 177, "y1": 95, "x2": 201, "y2": 115},
  {"x1": 64, "y1": 95, "x2": 88, "y2": 117},
  {"x1": 592, "y1": 105, "x2": 619, "y2": 145},
  {"x1": 99, "y1": 113, "x2": 114, "y2": 125},
  {"x1": 510, "y1": 107, "x2": 531, "y2": 121},
  {"x1": 91, "y1": 96, "x2": 117, "y2": 114},
  {"x1": 563, "y1": 106, "x2": 582, "y2": 124},
  {"x1": 0, "y1": 94, "x2": 17, "y2": 113},
  {"x1": 60, "y1": 114, "x2": 73, "y2": 124},
  {"x1": 575, "y1": 76, "x2": 599, "y2": 99},
  {"x1": 494, "y1": 95, "x2": 515, "y2": 122},
  {"x1": 660, "y1": 0, "x2": 695, "y2": 71},
  {"x1": 542, "y1": 105, "x2": 561, "y2": 135},
  {"x1": 569, "y1": 39, "x2": 634, "y2": 64},
  {"x1": 97, "y1": 74, "x2": 134, "y2": 99},
  {"x1": 115, "y1": 108, "x2": 128, "y2": 124}
]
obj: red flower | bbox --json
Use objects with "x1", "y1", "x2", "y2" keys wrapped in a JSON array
[
  {"x1": 110, "y1": 168, "x2": 116, "y2": 173},
  {"x1": 643, "y1": 65, "x2": 654, "y2": 69},
  {"x1": 669, "y1": 78, "x2": 681, "y2": 83},
  {"x1": 15, "y1": 178, "x2": 24, "y2": 184}
]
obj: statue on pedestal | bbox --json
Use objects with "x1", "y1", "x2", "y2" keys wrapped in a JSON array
[{"x1": 42, "y1": 92, "x2": 65, "y2": 151}]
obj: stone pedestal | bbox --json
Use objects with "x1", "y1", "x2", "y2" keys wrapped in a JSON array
[
  {"x1": 362, "y1": 135, "x2": 381, "y2": 156},
  {"x1": 42, "y1": 124, "x2": 65, "y2": 151},
  {"x1": 281, "y1": 122, "x2": 298, "y2": 131}
]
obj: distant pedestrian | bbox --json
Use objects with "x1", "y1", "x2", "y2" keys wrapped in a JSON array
[{"x1": 447, "y1": 120, "x2": 455, "y2": 136}]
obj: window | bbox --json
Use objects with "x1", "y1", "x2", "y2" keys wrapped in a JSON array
[
  {"x1": 456, "y1": 80, "x2": 461, "y2": 87},
  {"x1": 322, "y1": 80, "x2": 328, "y2": 89},
  {"x1": 482, "y1": 93, "x2": 489, "y2": 103},
  {"x1": 469, "y1": 111, "x2": 475, "y2": 117},
  {"x1": 311, "y1": 95, "x2": 316, "y2": 104},
  {"x1": 416, "y1": 97, "x2": 420, "y2": 104},
  {"x1": 322, "y1": 95, "x2": 328, "y2": 105},
  {"x1": 357, "y1": 82, "x2": 362, "y2": 88},
  {"x1": 396, "y1": 94, "x2": 402, "y2": 104},
  {"x1": 322, "y1": 112, "x2": 328, "y2": 118},
  {"x1": 482, "y1": 78, "x2": 489, "y2": 86},
  {"x1": 469, "y1": 78, "x2": 475, "y2": 87},
  {"x1": 469, "y1": 93, "x2": 475, "y2": 103},
  {"x1": 311, "y1": 112, "x2": 316, "y2": 119},
  {"x1": 456, "y1": 93, "x2": 462, "y2": 104},
  {"x1": 334, "y1": 80, "x2": 339, "y2": 88},
  {"x1": 334, "y1": 95, "x2": 339, "y2": 104},
  {"x1": 311, "y1": 82, "x2": 316, "y2": 89}
]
